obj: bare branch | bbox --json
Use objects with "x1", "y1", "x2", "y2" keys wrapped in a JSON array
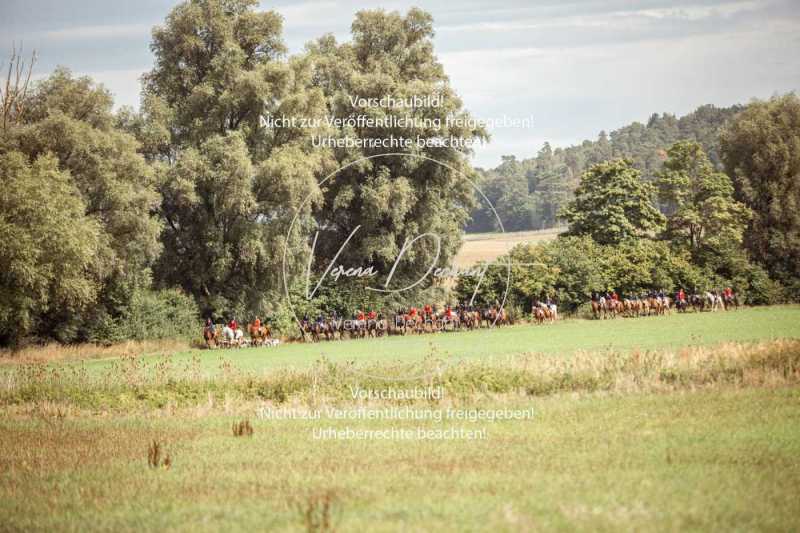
[{"x1": 0, "y1": 42, "x2": 37, "y2": 131}]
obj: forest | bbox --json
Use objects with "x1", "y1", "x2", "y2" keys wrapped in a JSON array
[{"x1": 467, "y1": 104, "x2": 742, "y2": 232}]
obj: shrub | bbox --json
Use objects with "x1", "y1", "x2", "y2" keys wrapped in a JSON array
[{"x1": 86, "y1": 288, "x2": 200, "y2": 344}]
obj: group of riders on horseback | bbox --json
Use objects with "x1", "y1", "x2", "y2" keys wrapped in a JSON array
[
  {"x1": 203, "y1": 316, "x2": 276, "y2": 348},
  {"x1": 590, "y1": 287, "x2": 738, "y2": 319},
  {"x1": 297, "y1": 303, "x2": 511, "y2": 342},
  {"x1": 202, "y1": 303, "x2": 511, "y2": 347},
  {"x1": 202, "y1": 286, "x2": 740, "y2": 347}
]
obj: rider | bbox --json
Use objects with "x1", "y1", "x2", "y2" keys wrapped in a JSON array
[
  {"x1": 228, "y1": 317, "x2": 238, "y2": 331},
  {"x1": 356, "y1": 309, "x2": 365, "y2": 322},
  {"x1": 205, "y1": 317, "x2": 215, "y2": 333},
  {"x1": 367, "y1": 309, "x2": 377, "y2": 320},
  {"x1": 677, "y1": 288, "x2": 686, "y2": 302},
  {"x1": 253, "y1": 316, "x2": 261, "y2": 330}
]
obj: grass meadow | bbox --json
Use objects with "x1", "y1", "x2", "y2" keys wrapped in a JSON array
[
  {"x1": 3, "y1": 305, "x2": 795, "y2": 376},
  {"x1": 1, "y1": 306, "x2": 800, "y2": 531}
]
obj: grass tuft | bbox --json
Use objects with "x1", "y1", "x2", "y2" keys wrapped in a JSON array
[
  {"x1": 292, "y1": 490, "x2": 340, "y2": 532},
  {"x1": 147, "y1": 440, "x2": 172, "y2": 469},
  {"x1": 231, "y1": 419, "x2": 253, "y2": 437}
]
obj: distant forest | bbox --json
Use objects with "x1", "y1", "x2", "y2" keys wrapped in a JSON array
[{"x1": 468, "y1": 104, "x2": 743, "y2": 233}]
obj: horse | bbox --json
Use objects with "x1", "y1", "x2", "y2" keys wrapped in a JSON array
[
  {"x1": 689, "y1": 293, "x2": 705, "y2": 312},
  {"x1": 203, "y1": 325, "x2": 220, "y2": 348},
  {"x1": 366, "y1": 317, "x2": 387, "y2": 338},
  {"x1": 603, "y1": 298, "x2": 620, "y2": 319},
  {"x1": 248, "y1": 322, "x2": 271, "y2": 346},
  {"x1": 495, "y1": 307, "x2": 511, "y2": 326},
  {"x1": 221, "y1": 325, "x2": 242, "y2": 348},
  {"x1": 723, "y1": 293, "x2": 739, "y2": 311},
  {"x1": 705, "y1": 291, "x2": 723, "y2": 312},
  {"x1": 459, "y1": 309, "x2": 478, "y2": 330},
  {"x1": 533, "y1": 306, "x2": 546, "y2": 324},
  {"x1": 298, "y1": 320, "x2": 316, "y2": 342}
]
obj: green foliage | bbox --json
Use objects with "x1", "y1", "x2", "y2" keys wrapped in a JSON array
[
  {"x1": 455, "y1": 232, "x2": 785, "y2": 313},
  {"x1": 121, "y1": 288, "x2": 200, "y2": 342},
  {"x1": 141, "y1": 0, "x2": 330, "y2": 318},
  {"x1": 83, "y1": 288, "x2": 199, "y2": 344},
  {"x1": 0, "y1": 68, "x2": 162, "y2": 345},
  {"x1": 560, "y1": 159, "x2": 665, "y2": 245},
  {"x1": 468, "y1": 105, "x2": 741, "y2": 233},
  {"x1": 304, "y1": 7, "x2": 486, "y2": 286},
  {"x1": 721, "y1": 93, "x2": 800, "y2": 297},
  {"x1": 0, "y1": 152, "x2": 102, "y2": 345},
  {"x1": 657, "y1": 140, "x2": 751, "y2": 266}
]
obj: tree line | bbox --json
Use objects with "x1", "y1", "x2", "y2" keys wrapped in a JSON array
[
  {"x1": 456, "y1": 106, "x2": 800, "y2": 313},
  {"x1": 1, "y1": 0, "x2": 798, "y2": 346},
  {"x1": 466, "y1": 104, "x2": 743, "y2": 233}
]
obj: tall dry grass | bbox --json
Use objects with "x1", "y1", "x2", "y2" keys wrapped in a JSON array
[
  {"x1": 0, "y1": 339, "x2": 192, "y2": 365},
  {"x1": 2, "y1": 339, "x2": 798, "y2": 411}
]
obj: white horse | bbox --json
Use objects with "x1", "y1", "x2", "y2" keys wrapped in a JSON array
[
  {"x1": 221, "y1": 326, "x2": 246, "y2": 347},
  {"x1": 705, "y1": 292, "x2": 722, "y2": 312},
  {"x1": 221, "y1": 326, "x2": 236, "y2": 346}
]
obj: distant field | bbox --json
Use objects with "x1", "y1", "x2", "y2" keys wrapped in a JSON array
[{"x1": 453, "y1": 228, "x2": 563, "y2": 267}]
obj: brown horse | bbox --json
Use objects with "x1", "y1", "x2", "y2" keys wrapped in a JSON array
[
  {"x1": 248, "y1": 322, "x2": 271, "y2": 346},
  {"x1": 203, "y1": 326, "x2": 220, "y2": 349}
]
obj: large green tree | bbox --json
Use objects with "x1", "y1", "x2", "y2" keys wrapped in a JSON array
[
  {"x1": 1, "y1": 68, "x2": 162, "y2": 343},
  {"x1": 721, "y1": 94, "x2": 800, "y2": 295},
  {"x1": 559, "y1": 159, "x2": 665, "y2": 245},
  {"x1": 303, "y1": 8, "x2": 486, "y2": 293},
  {"x1": 140, "y1": 0, "x2": 331, "y2": 317},
  {"x1": 657, "y1": 140, "x2": 751, "y2": 266},
  {"x1": 0, "y1": 153, "x2": 102, "y2": 345}
]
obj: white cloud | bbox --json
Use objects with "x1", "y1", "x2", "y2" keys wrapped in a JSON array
[
  {"x1": 273, "y1": 1, "x2": 347, "y2": 29},
  {"x1": 620, "y1": 0, "x2": 763, "y2": 21},
  {"x1": 41, "y1": 23, "x2": 152, "y2": 41},
  {"x1": 82, "y1": 68, "x2": 147, "y2": 109}
]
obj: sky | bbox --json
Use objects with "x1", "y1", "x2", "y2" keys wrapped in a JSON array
[{"x1": 1, "y1": 0, "x2": 799, "y2": 168}]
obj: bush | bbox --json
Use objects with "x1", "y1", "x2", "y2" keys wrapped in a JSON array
[
  {"x1": 86, "y1": 288, "x2": 199, "y2": 344},
  {"x1": 455, "y1": 233, "x2": 789, "y2": 313}
]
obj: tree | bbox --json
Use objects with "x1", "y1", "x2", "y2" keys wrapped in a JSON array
[
  {"x1": 0, "y1": 152, "x2": 102, "y2": 345},
  {"x1": 301, "y1": 7, "x2": 486, "y2": 292},
  {"x1": 559, "y1": 159, "x2": 665, "y2": 245},
  {"x1": 721, "y1": 94, "x2": 800, "y2": 296},
  {"x1": 657, "y1": 140, "x2": 751, "y2": 266},
  {"x1": 141, "y1": 0, "x2": 330, "y2": 317},
  {"x1": 1, "y1": 67, "x2": 163, "y2": 343}
]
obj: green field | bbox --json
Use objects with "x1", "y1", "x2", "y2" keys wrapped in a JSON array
[
  {"x1": 2, "y1": 388, "x2": 799, "y2": 531},
  {"x1": 44, "y1": 305, "x2": 800, "y2": 377},
  {"x1": 2, "y1": 306, "x2": 800, "y2": 531}
]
